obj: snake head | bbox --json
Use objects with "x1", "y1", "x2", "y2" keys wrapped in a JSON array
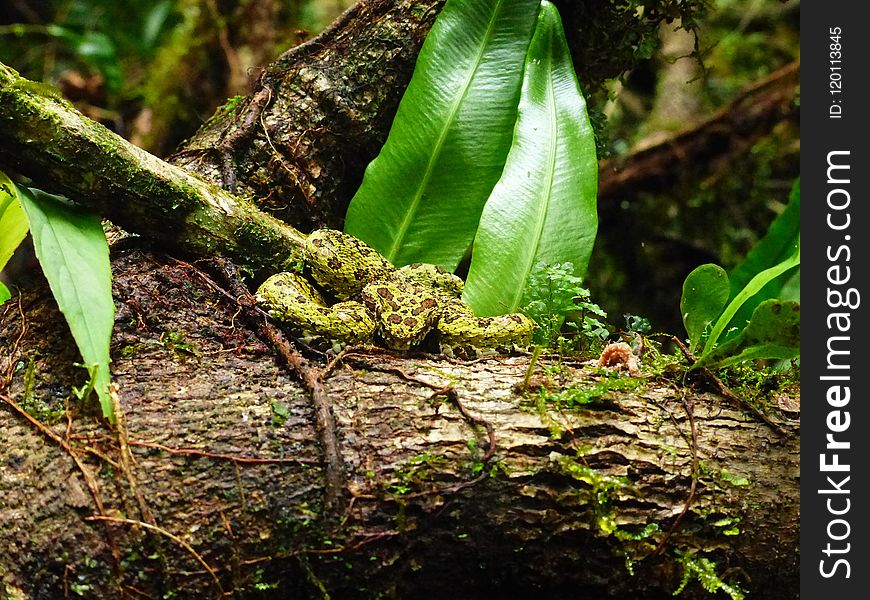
[
  {"x1": 305, "y1": 229, "x2": 394, "y2": 300},
  {"x1": 361, "y1": 280, "x2": 440, "y2": 350}
]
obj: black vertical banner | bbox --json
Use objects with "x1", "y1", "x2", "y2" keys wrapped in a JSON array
[{"x1": 801, "y1": 2, "x2": 870, "y2": 597}]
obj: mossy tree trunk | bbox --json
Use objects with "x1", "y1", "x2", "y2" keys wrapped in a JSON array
[
  {"x1": 1, "y1": 250, "x2": 798, "y2": 598},
  {"x1": 0, "y1": 1, "x2": 796, "y2": 598}
]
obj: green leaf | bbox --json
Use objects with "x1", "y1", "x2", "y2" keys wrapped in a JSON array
[
  {"x1": 17, "y1": 188, "x2": 115, "y2": 420},
  {"x1": 0, "y1": 282, "x2": 9, "y2": 304},
  {"x1": 729, "y1": 179, "x2": 800, "y2": 292},
  {"x1": 522, "y1": 261, "x2": 590, "y2": 345},
  {"x1": 0, "y1": 171, "x2": 30, "y2": 274},
  {"x1": 695, "y1": 299, "x2": 800, "y2": 369},
  {"x1": 680, "y1": 264, "x2": 730, "y2": 353},
  {"x1": 699, "y1": 244, "x2": 800, "y2": 363},
  {"x1": 41, "y1": 25, "x2": 121, "y2": 92},
  {"x1": 463, "y1": 1, "x2": 598, "y2": 316},
  {"x1": 76, "y1": 31, "x2": 117, "y2": 62},
  {"x1": 344, "y1": 0, "x2": 540, "y2": 270},
  {"x1": 142, "y1": 0, "x2": 174, "y2": 51},
  {"x1": 725, "y1": 179, "x2": 800, "y2": 336},
  {"x1": 779, "y1": 268, "x2": 800, "y2": 302}
]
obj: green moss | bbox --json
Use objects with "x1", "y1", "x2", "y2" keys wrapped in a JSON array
[
  {"x1": 709, "y1": 516, "x2": 741, "y2": 537},
  {"x1": 674, "y1": 550, "x2": 746, "y2": 600},
  {"x1": 21, "y1": 357, "x2": 36, "y2": 404},
  {"x1": 554, "y1": 445, "x2": 752, "y2": 592},
  {"x1": 386, "y1": 452, "x2": 448, "y2": 496},
  {"x1": 557, "y1": 455, "x2": 629, "y2": 492},
  {"x1": 530, "y1": 372, "x2": 646, "y2": 438},
  {"x1": 715, "y1": 469, "x2": 750, "y2": 488},
  {"x1": 6, "y1": 78, "x2": 64, "y2": 102},
  {"x1": 642, "y1": 342, "x2": 688, "y2": 374},
  {"x1": 614, "y1": 522, "x2": 662, "y2": 574},
  {"x1": 158, "y1": 329, "x2": 200, "y2": 359},
  {"x1": 221, "y1": 95, "x2": 244, "y2": 117},
  {"x1": 717, "y1": 361, "x2": 799, "y2": 412},
  {"x1": 538, "y1": 373, "x2": 645, "y2": 410},
  {"x1": 15, "y1": 356, "x2": 67, "y2": 423},
  {"x1": 61, "y1": 555, "x2": 104, "y2": 598},
  {"x1": 554, "y1": 453, "x2": 633, "y2": 536},
  {"x1": 526, "y1": 371, "x2": 643, "y2": 440},
  {"x1": 234, "y1": 220, "x2": 305, "y2": 273},
  {"x1": 271, "y1": 399, "x2": 291, "y2": 427}
]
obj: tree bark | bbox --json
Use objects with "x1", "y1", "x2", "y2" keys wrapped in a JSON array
[
  {"x1": 1, "y1": 249, "x2": 798, "y2": 599},
  {"x1": 168, "y1": 0, "x2": 446, "y2": 231},
  {"x1": 0, "y1": 1, "x2": 797, "y2": 598}
]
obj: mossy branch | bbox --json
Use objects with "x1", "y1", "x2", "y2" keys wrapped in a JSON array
[{"x1": 0, "y1": 62, "x2": 306, "y2": 275}]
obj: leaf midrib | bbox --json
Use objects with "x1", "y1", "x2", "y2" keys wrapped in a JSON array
[
  {"x1": 506, "y1": 48, "x2": 558, "y2": 313},
  {"x1": 385, "y1": 0, "x2": 505, "y2": 263}
]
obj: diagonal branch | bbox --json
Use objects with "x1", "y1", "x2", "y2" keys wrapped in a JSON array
[
  {"x1": 598, "y1": 61, "x2": 800, "y2": 202},
  {"x1": 0, "y1": 63, "x2": 306, "y2": 276}
]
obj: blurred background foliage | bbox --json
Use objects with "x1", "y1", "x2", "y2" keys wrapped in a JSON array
[
  {"x1": 0, "y1": 0, "x2": 799, "y2": 335},
  {"x1": 589, "y1": 0, "x2": 799, "y2": 335},
  {"x1": 1, "y1": 0, "x2": 354, "y2": 154}
]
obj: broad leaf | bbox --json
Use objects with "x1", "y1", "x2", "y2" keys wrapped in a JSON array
[
  {"x1": 729, "y1": 179, "x2": 800, "y2": 293},
  {"x1": 463, "y1": 0, "x2": 598, "y2": 316},
  {"x1": 725, "y1": 179, "x2": 800, "y2": 336},
  {"x1": 695, "y1": 299, "x2": 800, "y2": 369},
  {"x1": 779, "y1": 268, "x2": 800, "y2": 302},
  {"x1": 0, "y1": 282, "x2": 9, "y2": 304},
  {"x1": 700, "y1": 243, "x2": 800, "y2": 361},
  {"x1": 0, "y1": 171, "x2": 30, "y2": 275},
  {"x1": 680, "y1": 264, "x2": 729, "y2": 353},
  {"x1": 17, "y1": 188, "x2": 115, "y2": 420},
  {"x1": 344, "y1": 0, "x2": 540, "y2": 270}
]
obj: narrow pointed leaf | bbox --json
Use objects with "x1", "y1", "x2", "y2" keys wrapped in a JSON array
[
  {"x1": 344, "y1": 0, "x2": 540, "y2": 270},
  {"x1": 463, "y1": 1, "x2": 598, "y2": 316},
  {"x1": 0, "y1": 170, "x2": 30, "y2": 274},
  {"x1": 695, "y1": 299, "x2": 800, "y2": 369},
  {"x1": 701, "y1": 243, "x2": 800, "y2": 359},
  {"x1": 725, "y1": 179, "x2": 800, "y2": 336},
  {"x1": 729, "y1": 179, "x2": 800, "y2": 293},
  {"x1": 680, "y1": 264, "x2": 730, "y2": 353},
  {"x1": 18, "y1": 188, "x2": 115, "y2": 420}
]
